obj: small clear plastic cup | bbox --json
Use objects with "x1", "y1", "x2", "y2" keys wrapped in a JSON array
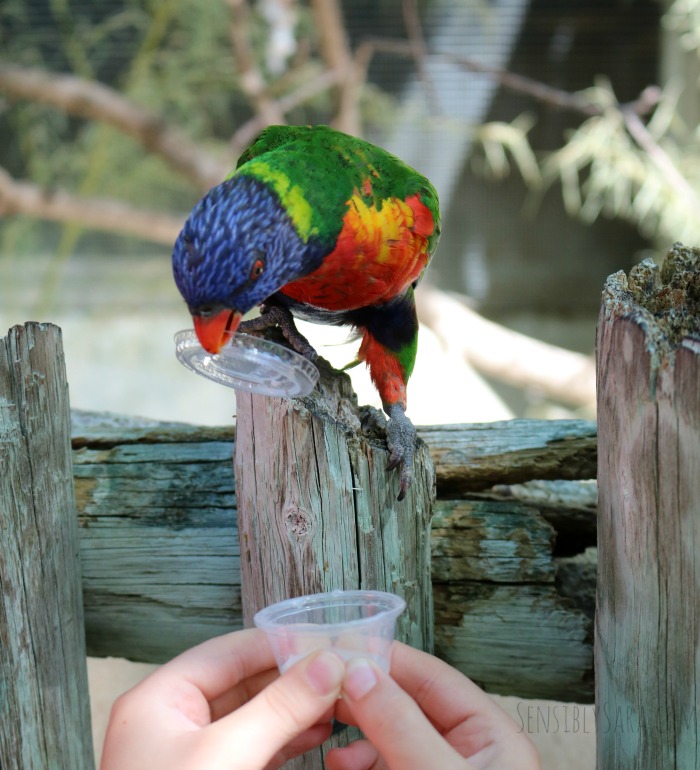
[
  {"x1": 174, "y1": 329, "x2": 319, "y2": 397},
  {"x1": 253, "y1": 590, "x2": 406, "y2": 673}
]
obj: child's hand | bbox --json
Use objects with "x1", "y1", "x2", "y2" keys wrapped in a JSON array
[{"x1": 100, "y1": 628, "x2": 344, "y2": 770}]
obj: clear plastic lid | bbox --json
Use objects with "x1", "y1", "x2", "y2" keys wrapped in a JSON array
[{"x1": 174, "y1": 329, "x2": 319, "y2": 397}]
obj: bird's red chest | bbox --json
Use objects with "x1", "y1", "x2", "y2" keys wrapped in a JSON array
[{"x1": 280, "y1": 194, "x2": 434, "y2": 311}]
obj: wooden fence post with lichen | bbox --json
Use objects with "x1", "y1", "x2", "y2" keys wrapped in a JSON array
[
  {"x1": 234, "y1": 358, "x2": 435, "y2": 770},
  {"x1": 0, "y1": 323, "x2": 94, "y2": 770},
  {"x1": 596, "y1": 244, "x2": 700, "y2": 769}
]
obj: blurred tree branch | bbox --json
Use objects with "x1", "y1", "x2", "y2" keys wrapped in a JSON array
[
  {"x1": 0, "y1": 45, "x2": 688, "y2": 245},
  {"x1": 401, "y1": 0, "x2": 439, "y2": 115},
  {"x1": 227, "y1": 0, "x2": 284, "y2": 127},
  {"x1": 0, "y1": 62, "x2": 224, "y2": 192},
  {"x1": 310, "y1": 0, "x2": 358, "y2": 135},
  {"x1": 621, "y1": 104, "x2": 700, "y2": 212},
  {"x1": 0, "y1": 167, "x2": 181, "y2": 245},
  {"x1": 541, "y1": 81, "x2": 700, "y2": 246},
  {"x1": 229, "y1": 65, "x2": 346, "y2": 157},
  {"x1": 416, "y1": 285, "x2": 596, "y2": 409},
  {"x1": 355, "y1": 37, "x2": 663, "y2": 120}
]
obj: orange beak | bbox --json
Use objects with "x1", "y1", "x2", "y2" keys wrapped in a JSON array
[{"x1": 192, "y1": 309, "x2": 242, "y2": 354}]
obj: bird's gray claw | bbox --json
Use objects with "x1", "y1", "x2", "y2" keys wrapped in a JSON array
[
  {"x1": 293, "y1": 338, "x2": 318, "y2": 362},
  {"x1": 270, "y1": 306, "x2": 317, "y2": 360},
  {"x1": 385, "y1": 403, "x2": 416, "y2": 501},
  {"x1": 398, "y1": 473, "x2": 412, "y2": 502},
  {"x1": 240, "y1": 304, "x2": 318, "y2": 361},
  {"x1": 386, "y1": 453, "x2": 402, "y2": 472}
]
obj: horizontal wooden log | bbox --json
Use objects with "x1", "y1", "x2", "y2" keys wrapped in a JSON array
[
  {"x1": 475, "y1": 479, "x2": 598, "y2": 552},
  {"x1": 431, "y1": 500, "x2": 593, "y2": 701},
  {"x1": 70, "y1": 409, "x2": 233, "y2": 445},
  {"x1": 555, "y1": 547, "x2": 597, "y2": 620},
  {"x1": 419, "y1": 419, "x2": 597, "y2": 494},
  {"x1": 431, "y1": 501, "x2": 556, "y2": 584},
  {"x1": 73, "y1": 431, "x2": 241, "y2": 661},
  {"x1": 433, "y1": 583, "x2": 593, "y2": 702},
  {"x1": 73, "y1": 411, "x2": 595, "y2": 701}
]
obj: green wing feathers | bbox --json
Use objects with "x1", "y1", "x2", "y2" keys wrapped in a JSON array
[{"x1": 233, "y1": 125, "x2": 440, "y2": 258}]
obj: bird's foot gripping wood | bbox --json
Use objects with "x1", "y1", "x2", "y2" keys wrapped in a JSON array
[
  {"x1": 383, "y1": 403, "x2": 417, "y2": 501},
  {"x1": 238, "y1": 303, "x2": 318, "y2": 361}
]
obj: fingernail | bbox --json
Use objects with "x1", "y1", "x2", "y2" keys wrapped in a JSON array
[
  {"x1": 305, "y1": 651, "x2": 345, "y2": 695},
  {"x1": 343, "y1": 657, "x2": 378, "y2": 701}
]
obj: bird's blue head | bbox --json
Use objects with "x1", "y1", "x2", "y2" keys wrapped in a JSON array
[{"x1": 172, "y1": 174, "x2": 317, "y2": 353}]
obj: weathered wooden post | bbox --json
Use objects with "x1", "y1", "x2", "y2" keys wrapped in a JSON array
[
  {"x1": 234, "y1": 357, "x2": 435, "y2": 768},
  {"x1": 596, "y1": 244, "x2": 700, "y2": 769},
  {"x1": 0, "y1": 323, "x2": 94, "y2": 770}
]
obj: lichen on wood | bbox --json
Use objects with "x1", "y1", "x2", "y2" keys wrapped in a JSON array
[{"x1": 601, "y1": 242, "x2": 700, "y2": 390}]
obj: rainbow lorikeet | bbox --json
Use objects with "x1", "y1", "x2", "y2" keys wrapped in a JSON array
[{"x1": 172, "y1": 125, "x2": 440, "y2": 500}]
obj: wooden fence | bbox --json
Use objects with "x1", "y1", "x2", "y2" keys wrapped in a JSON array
[
  {"x1": 72, "y1": 409, "x2": 596, "y2": 701},
  {"x1": 1, "y1": 244, "x2": 698, "y2": 770}
]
